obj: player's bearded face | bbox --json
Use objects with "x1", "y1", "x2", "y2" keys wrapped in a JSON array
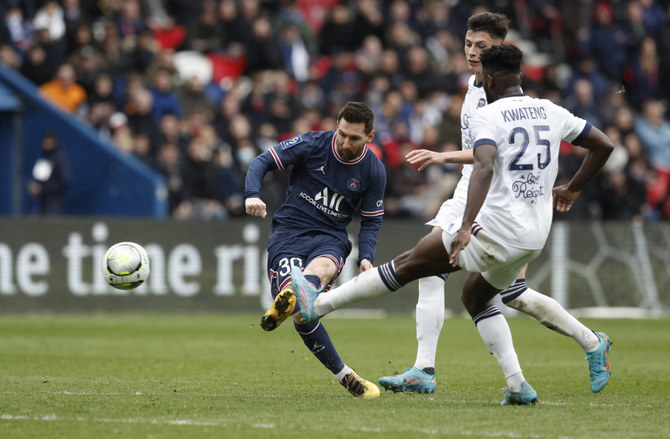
[
  {"x1": 464, "y1": 30, "x2": 502, "y2": 75},
  {"x1": 335, "y1": 119, "x2": 374, "y2": 161}
]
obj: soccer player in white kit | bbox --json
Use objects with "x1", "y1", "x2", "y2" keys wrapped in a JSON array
[
  {"x1": 292, "y1": 43, "x2": 614, "y2": 405},
  {"x1": 379, "y1": 11, "x2": 613, "y2": 396}
]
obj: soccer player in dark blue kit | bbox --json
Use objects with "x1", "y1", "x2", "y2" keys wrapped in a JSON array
[{"x1": 244, "y1": 101, "x2": 386, "y2": 397}]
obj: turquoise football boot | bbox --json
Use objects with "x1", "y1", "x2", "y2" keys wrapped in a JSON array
[
  {"x1": 586, "y1": 331, "x2": 613, "y2": 393},
  {"x1": 291, "y1": 266, "x2": 321, "y2": 324},
  {"x1": 378, "y1": 367, "x2": 436, "y2": 394},
  {"x1": 501, "y1": 381, "x2": 538, "y2": 405}
]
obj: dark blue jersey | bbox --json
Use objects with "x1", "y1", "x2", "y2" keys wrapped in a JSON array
[{"x1": 245, "y1": 131, "x2": 386, "y2": 265}]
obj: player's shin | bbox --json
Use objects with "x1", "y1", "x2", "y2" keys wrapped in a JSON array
[
  {"x1": 474, "y1": 308, "x2": 525, "y2": 392},
  {"x1": 315, "y1": 262, "x2": 403, "y2": 315},
  {"x1": 505, "y1": 285, "x2": 599, "y2": 352},
  {"x1": 414, "y1": 275, "x2": 447, "y2": 371}
]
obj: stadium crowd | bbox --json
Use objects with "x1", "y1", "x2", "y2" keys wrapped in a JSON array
[{"x1": 1, "y1": 0, "x2": 670, "y2": 221}]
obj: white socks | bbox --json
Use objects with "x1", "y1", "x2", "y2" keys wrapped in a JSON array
[
  {"x1": 414, "y1": 276, "x2": 445, "y2": 371},
  {"x1": 314, "y1": 266, "x2": 392, "y2": 316},
  {"x1": 476, "y1": 313, "x2": 525, "y2": 392},
  {"x1": 334, "y1": 365, "x2": 353, "y2": 382},
  {"x1": 506, "y1": 288, "x2": 600, "y2": 352}
]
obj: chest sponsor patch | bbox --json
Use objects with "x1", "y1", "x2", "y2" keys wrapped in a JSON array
[{"x1": 280, "y1": 135, "x2": 303, "y2": 150}]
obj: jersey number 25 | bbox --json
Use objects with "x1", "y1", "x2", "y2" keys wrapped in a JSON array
[{"x1": 508, "y1": 125, "x2": 551, "y2": 171}]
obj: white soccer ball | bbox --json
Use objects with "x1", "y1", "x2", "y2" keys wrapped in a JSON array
[{"x1": 102, "y1": 242, "x2": 150, "y2": 290}]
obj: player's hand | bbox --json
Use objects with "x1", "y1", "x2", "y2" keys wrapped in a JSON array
[
  {"x1": 245, "y1": 197, "x2": 267, "y2": 218},
  {"x1": 552, "y1": 184, "x2": 581, "y2": 213},
  {"x1": 405, "y1": 149, "x2": 446, "y2": 171},
  {"x1": 448, "y1": 227, "x2": 471, "y2": 267},
  {"x1": 359, "y1": 259, "x2": 373, "y2": 272}
]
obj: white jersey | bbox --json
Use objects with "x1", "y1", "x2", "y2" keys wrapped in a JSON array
[
  {"x1": 427, "y1": 75, "x2": 486, "y2": 227},
  {"x1": 469, "y1": 94, "x2": 590, "y2": 249}
]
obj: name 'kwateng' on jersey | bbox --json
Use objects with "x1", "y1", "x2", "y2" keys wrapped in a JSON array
[{"x1": 469, "y1": 94, "x2": 591, "y2": 250}]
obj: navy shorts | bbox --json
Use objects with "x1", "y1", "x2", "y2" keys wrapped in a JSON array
[{"x1": 267, "y1": 231, "x2": 350, "y2": 300}]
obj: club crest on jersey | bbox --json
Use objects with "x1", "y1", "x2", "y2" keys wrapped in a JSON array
[
  {"x1": 477, "y1": 98, "x2": 486, "y2": 108},
  {"x1": 348, "y1": 178, "x2": 361, "y2": 191},
  {"x1": 280, "y1": 135, "x2": 303, "y2": 150}
]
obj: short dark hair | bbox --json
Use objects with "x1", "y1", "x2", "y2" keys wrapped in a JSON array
[
  {"x1": 337, "y1": 101, "x2": 375, "y2": 134},
  {"x1": 467, "y1": 12, "x2": 510, "y2": 41},
  {"x1": 480, "y1": 44, "x2": 523, "y2": 75}
]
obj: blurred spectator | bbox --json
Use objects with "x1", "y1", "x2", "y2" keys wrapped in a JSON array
[
  {"x1": 132, "y1": 133, "x2": 154, "y2": 167},
  {"x1": 33, "y1": 26, "x2": 67, "y2": 73},
  {"x1": 320, "y1": 50, "x2": 362, "y2": 108},
  {"x1": 635, "y1": 99, "x2": 670, "y2": 171},
  {"x1": 3, "y1": 7, "x2": 32, "y2": 52},
  {"x1": 150, "y1": 66, "x2": 182, "y2": 123},
  {"x1": 153, "y1": 113, "x2": 191, "y2": 155},
  {"x1": 0, "y1": 42, "x2": 21, "y2": 69},
  {"x1": 352, "y1": 0, "x2": 385, "y2": 47},
  {"x1": 635, "y1": 99, "x2": 670, "y2": 219},
  {"x1": 586, "y1": 1, "x2": 629, "y2": 81},
  {"x1": 623, "y1": 36, "x2": 659, "y2": 109},
  {"x1": 20, "y1": 45, "x2": 54, "y2": 85},
  {"x1": 154, "y1": 142, "x2": 188, "y2": 216},
  {"x1": 179, "y1": 75, "x2": 213, "y2": 119},
  {"x1": 39, "y1": 63, "x2": 87, "y2": 114},
  {"x1": 180, "y1": 135, "x2": 226, "y2": 220},
  {"x1": 320, "y1": 5, "x2": 357, "y2": 54},
  {"x1": 217, "y1": 0, "x2": 249, "y2": 47},
  {"x1": 245, "y1": 16, "x2": 284, "y2": 75},
  {"x1": 401, "y1": 45, "x2": 442, "y2": 98},
  {"x1": 62, "y1": 0, "x2": 89, "y2": 52},
  {"x1": 125, "y1": 86, "x2": 154, "y2": 138},
  {"x1": 622, "y1": 0, "x2": 648, "y2": 54},
  {"x1": 566, "y1": 57, "x2": 610, "y2": 102},
  {"x1": 109, "y1": 111, "x2": 135, "y2": 153},
  {"x1": 114, "y1": 0, "x2": 148, "y2": 44},
  {"x1": 212, "y1": 143, "x2": 244, "y2": 217},
  {"x1": 600, "y1": 169, "x2": 647, "y2": 220},
  {"x1": 639, "y1": 0, "x2": 667, "y2": 38},
  {"x1": 278, "y1": 22, "x2": 311, "y2": 83},
  {"x1": 564, "y1": 78, "x2": 603, "y2": 129},
  {"x1": 69, "y1": 44, "x2": 106, "y2": 94},
  {"x1": 32, "y1": 1, "x2": 66, "y2": 43},
  {"x1": 28, "y1": 132, "x2": 70, "y2": 215},
  {"x1": 658, "y1": 4, "x2": 670, "y2": 105},
  {"x1": 184, "y1": 0, "x2": 222, "y2": 53}
]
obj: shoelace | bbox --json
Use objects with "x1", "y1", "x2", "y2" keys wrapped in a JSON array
[
  {"x1": 585, "y1": 349, "x2": 605, "y2": 378},
  {"x1": 342, "y1": 374, "x2": 365, "y2": 396}
]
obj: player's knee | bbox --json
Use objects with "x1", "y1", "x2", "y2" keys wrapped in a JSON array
[
  {"x1": 461, "y1": 292, "x2": 478, "y2": 315},
  {"x1": 392, "y1": 251, "x2": 413, "y2": 282}
]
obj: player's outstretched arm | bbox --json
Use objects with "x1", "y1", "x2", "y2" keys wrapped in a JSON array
[
  {"x1": 553, "y1": 127, "x2": 613, "y2": 213},
  {"x1": 245, "y1": 197, "x2": 267, "y2": 218},
  {"x1": 406, "y1": 149, "x2": 474, "y2": 171},
  {"x1": 450, "y1": 144, "x2": 496, "y2": 265}
]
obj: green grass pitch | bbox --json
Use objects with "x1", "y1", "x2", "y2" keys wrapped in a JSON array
[{"x1": 1, "y1": 313, "x2": 669, "y2": 438}]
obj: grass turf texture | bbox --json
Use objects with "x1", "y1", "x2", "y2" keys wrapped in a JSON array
[{"x1": 1, "y1": 313, "x2": 669, "y2": 439}]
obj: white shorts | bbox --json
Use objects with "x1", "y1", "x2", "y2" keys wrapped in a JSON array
[
  {"x1": 440, "y1": 225, "x2": 541, "y2": 290},
  {"x1": 426, "y1": 198, "x2": 465, "y2": 230}
]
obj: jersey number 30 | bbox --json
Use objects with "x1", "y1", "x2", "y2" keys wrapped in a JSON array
[{"x1": 508, "y1": 125, "x2": 551, "y2": 171}]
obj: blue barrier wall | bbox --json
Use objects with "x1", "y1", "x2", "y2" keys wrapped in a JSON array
[{"x1": 0, "y1": 64, "x2": 167, "y2": 217}]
